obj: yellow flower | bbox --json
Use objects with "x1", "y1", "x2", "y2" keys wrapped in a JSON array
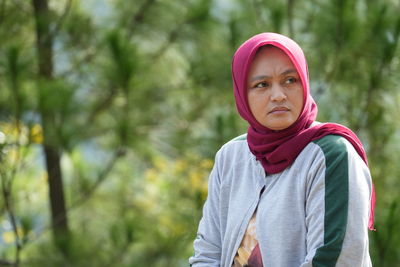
[
  {"x1": 7, "y1": 147, "x2": 20, "y2": 165},
  {"x1": 2, "y1": 227, "x2": 24, "y2": 244},
  {"x1": 200, "y1": 159, "x2": 214, "y2": 170},
  {"x1": 153, "y1": 156, "x2": 168, "y2": 171},
  {"x1": 174, "y1": 159, "x2": 187, "y2": 174},
  {"x1": 0, "y1": 121, "x2": 29, "y2": 145},
  {"x1": 145, "y1": 168, "x2": 158, "y2": 182},
  {"x1": 189, "y1": 171, "x2": 204, "y2": 191},
  {"x1": 2, "y1": 231, "x2": 15, "y2": 244},
  {"x1": 0, "y1": 122, "x2": 17, "y2": 136},
  {"x1": 30, "y1": 124, "x2": 43, "y2": 144}
]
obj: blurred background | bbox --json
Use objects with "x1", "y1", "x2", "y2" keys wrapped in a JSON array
[{"x1": 0, "y1": 0, "x2": 399, "y2": 266}]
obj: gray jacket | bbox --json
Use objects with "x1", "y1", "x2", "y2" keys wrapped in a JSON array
[{"x1": 189, "y1": 134, "x2": 372, "y2": 267}]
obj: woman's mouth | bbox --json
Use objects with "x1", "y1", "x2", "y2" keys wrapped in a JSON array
[{"x1": 269, "y1": 107, "x2": 290, "y2": 114}]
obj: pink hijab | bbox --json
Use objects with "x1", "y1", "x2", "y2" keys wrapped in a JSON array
[{"x1": 232, "y1": 32, "x2": 375, "y2": 230}]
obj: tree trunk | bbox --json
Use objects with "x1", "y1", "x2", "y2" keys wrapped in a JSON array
[{"x1": 31, "y1": 0, "x2": 70, "y2": 250}]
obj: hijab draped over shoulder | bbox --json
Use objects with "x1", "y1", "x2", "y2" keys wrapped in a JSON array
[{"x1": 231, "y1": 32, "x2": 375, "y2": 230}]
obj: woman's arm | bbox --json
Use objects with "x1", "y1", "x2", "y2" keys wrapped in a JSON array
[
  {"x1": 189, "y1": 152, "x2": 223, "y2": 266},
  {"x1": 301, "y1": 136, "x2": 372, "y2": 267}
]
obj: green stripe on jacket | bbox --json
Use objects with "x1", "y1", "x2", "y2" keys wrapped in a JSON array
[{"x1": 312, "y1": 135, "x2": 349, "y2": 267}]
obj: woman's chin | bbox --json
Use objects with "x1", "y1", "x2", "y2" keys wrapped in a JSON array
[{"x1": 261, "y1": 118, "x2": 295, "y2": 131}]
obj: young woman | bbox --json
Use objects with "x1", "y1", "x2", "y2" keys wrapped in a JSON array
[{"x1": 189, "y1": 33, "x2": 375, "y2": 267}]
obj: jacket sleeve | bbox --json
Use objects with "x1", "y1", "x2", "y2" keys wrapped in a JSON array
[
  {"x1": 300, "y1": 136, "x2": 372, "y2": 267},
  {"x1": 189, "y1": 151, "x2": 223, "y2": 266}
]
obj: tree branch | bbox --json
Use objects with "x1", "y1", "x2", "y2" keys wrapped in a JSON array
[
  {"x1": 0, "y1": 142, "x2": 126, "y2": 255},
  {"x1": 150, "y1": 0, "x2": 198, "y2": 61},
  {"x1": 0, "y1": 119, "x2": 33, "y2": 267},
  {"x1": 102, "y1": 237, "x2": 132, "y2": 267},
  {"x1": 151, "y1": 25, "x2": 181, "y2": 60},
  {"x1": 87, "y1": 85, "x2": 118, "y2": 123},
  {"x1": 1, "y1": 164, "x2": 21, "y2": 266},
  {"x1": 59, "y1": 47, "x2": 97, "y2": 79},
  {"x1": 0, "y1": 259, "x2": 16, "y2": 266},
  {"x1": 127, "y1": 0, "x2": 157, "y2": 37},
  {"x1": 51, "y1": 0, "x2": 73, "y2": 38},
  {"x1": 69, "y1": 147, "x2": 126, "y2": 210}
]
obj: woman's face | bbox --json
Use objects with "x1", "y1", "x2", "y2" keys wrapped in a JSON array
[{"x1": 247, "y1": 46, "x2": 304, "y2": 131}]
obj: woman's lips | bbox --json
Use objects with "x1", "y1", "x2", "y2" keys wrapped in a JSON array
[{"x1": 269, "y1": 107, "x2": 290, "y2": 114}]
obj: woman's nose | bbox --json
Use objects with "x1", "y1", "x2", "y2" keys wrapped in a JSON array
[{"x1": 270, "y1": 84, "x2": 286, "y2": 102}]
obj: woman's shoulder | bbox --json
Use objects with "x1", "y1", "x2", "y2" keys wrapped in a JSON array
[
  {"x1": 229, "y1": 133, "x2": 247, "y2": 142},
  {"x1": 312, "y1": 134, "x2": 349, "y2": 151},
  {"x1": 219, "y1": 133, "x2": 248, "y2": 152},
  {"x1": 308, "y1": 122, "x2": 360, "y2": 157},
  {"x1": 309, "y1": 134, "x2": 364, "y2": 165},
  {"x1": 312, "y1": 134, "x2": 356, "y2": 153},
  {"x1": 215, "y1": 133, "x2": 252, "y2": 162}
]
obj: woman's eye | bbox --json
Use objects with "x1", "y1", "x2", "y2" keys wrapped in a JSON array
[
  {"x1": 285, "y1": 77, "x2": 297, "y2": 84},
  {"x1": 255, "y1": 82, "x2": 269, "y2": 88}
]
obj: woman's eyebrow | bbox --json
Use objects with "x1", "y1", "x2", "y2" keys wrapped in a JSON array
[
  {"x1": 250, "y1": 69, "x2": 298, "y2": 82},
  {"x1": 250, "y1": 75, "x2": 271, "y2": 82},
  {"x1": 281, "y1": 69, "x2": 297, "y2": 76}
]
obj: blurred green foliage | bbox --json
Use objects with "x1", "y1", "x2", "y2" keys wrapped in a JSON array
[{"x1": 0, "y1": 0, "x2": 399, "y2": 266}]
